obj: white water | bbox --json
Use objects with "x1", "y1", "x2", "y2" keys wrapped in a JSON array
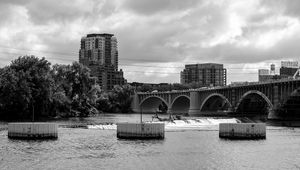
[
  {"x1": 87, "y1": 118, "x2": 240, "y2": 131},
  {"x1": 88, "y1": 124, "x2": 117, "y2": 130},
  {"x1": 164, "y1": 118, "x2": 239, "y2": 131}
]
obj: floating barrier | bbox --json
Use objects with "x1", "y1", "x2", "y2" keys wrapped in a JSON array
[
  {"x1": 8, "y1": 122, "x2": 58, "y2": 139},
  {"x1": 117, "y1": 122, "x2": 164, "y2": 139},
  {"x1": 219, "y1": 123, "x2": 266, "y2": 139}
]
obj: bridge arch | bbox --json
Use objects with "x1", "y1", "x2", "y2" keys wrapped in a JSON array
[
  {"x1": 236, "y1": 90, "x2": 273, "y2": 116},
  {"x1": 276, "y1": 88, "x2": 300, "y2": 118},
  {"x1": 200, "y1": 93, "x2": 232, "y2": 112},
  {"x1": 170, "y1": 95, "x2": 190, "y2": 114},
  {"x1": 140, "y1": 96, "x2": 169, "y2": 113}
]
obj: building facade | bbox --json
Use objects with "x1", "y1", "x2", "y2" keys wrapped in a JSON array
[
  {"x1": 258, "y1": 62, "x2": 300, "y2": 82},
  {"x1": 258, "y1": 69, "x2": 271, "y2": 82},
  {"x1": 180, "y1": 63, "x2": 226, "y2": 87},
  {"x1": 280, "y1": 61, "x2": 298, "y2": 78},
  {"x1": 259, "y1": 75, "x2": 283, "y2": 82},
  {"x1": 79, "y1": 33, "x2": 126, "y2": 91},
  {"x1": 281, "y1": 61, "x2": 298, "y2": 68},
  {"x1": 258, "y1": 69, "x2": 269, "y2": 76}
]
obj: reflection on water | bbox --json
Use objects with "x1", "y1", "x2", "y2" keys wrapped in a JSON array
[{"x1": 1, "y1": 114, "x2": 300, "y2": 170}]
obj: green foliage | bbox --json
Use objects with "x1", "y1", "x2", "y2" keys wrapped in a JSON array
[
  {"x1": 96, "y1": 93, "x2": 112, "y2": 112},
  {"x1": 136, "y1": 84, "x2": 153, "y2": 92},
  {"x1": 0, "y1": 56, "x2": 52, "y2": 120},
  {"x1": 111, "y1": 84, "x2": 134, "y2": 113},
  {"x1": 96, "y1": 84, "x2": 134, "y2": 113},
  {"x1": 50, "y1": 62, "x2": 99, "y2": 117},
  {"x1": 0, "y1": 56, "x2": 136, "y2": 120},
  {"x1": 134, "y1": 82, "x2": 209, "y2": 92},
  {"x1": 135, "y1": 83, "x2": 195, "y2": 92}
]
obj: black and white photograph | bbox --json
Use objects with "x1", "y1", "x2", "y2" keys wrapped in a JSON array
[{"x1": 0, "y1": 0, "x2": 300, "y2": 169}]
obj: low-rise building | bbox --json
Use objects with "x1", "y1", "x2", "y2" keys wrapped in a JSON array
[
  {"x1": 280, "y1": 61, "x2": 299, "y2": 78},
  {"x1": 180, "y1": 63, "x2": 226, "y2": 87}
]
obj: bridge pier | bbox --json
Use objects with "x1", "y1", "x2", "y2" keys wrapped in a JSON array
[
  {"x1": 131, "y1": 93, "x2": 140, "y2": 113},
  {"x1": 268, "y1": 108, "x2": 280, "y2": 119},
  {"x1": 167, "y1": 108, "x2": 172, "y2": 114},
  {"x1": 188, "y1": 91, "x2": 201, "y2": 116},
  {"x1": 268, "y1": 86, "x2": 280, "y2": 119}
]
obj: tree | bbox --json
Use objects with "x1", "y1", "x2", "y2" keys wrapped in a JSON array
[
  {"x1": 0, "y1": 56, "x2": 52, "y2": 120},
  {"x1": 0, "y1": 56, "x2": 137, "y2": 119},
  {"x1": 137, "y1": 84, "x2": 153, "y2": 92},
  {"x1": 172, "y1": 83, "x2": 190, "y2": 90},
  {"x1": 95, "y1": 84, "x2": 134, "y2": 113},
  {"x1": 50, "y1": 62, "x2": 99, "y2": 117},
  {"x1": 96, "y1": 92, "x2": 112, "y2": 113},
  {"x1": 111, "y1": 85, "x2": 134, "y2": 113}
]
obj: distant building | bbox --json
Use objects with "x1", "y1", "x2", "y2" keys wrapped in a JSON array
[
  {"x1": 129, "y1": 82, "x2": 171, "y2": 92},
  {"x1": 280, "y1": 61, "x2": 299, "y2": 78},
  {"x1": 230, "y1": 81, "x2": 251, "y2": 86},
  {"x1": 259, "y1": 75, "x2": 282, "y2": 82},
  {"x1": 129, "y1": 82, "x2": 169, "y2": 89},
  {"x1": 281, "y1": 61, "x2": 298, "y2": 68},
  {"x1": 258, "y1": 69, "x2": 269, "y2": 76},
  {"x1": 258, "y1": 69, "x2": 270, "y2": 82},
  {"x1": 180, "y1": 63, "x2": 226, "y2": 87},
  {"x1": 258, "y1": 62, "x2": 300, "y2": 82},
  {"x1": 258, "y1": 64, "x2": 287, "y2": 82},
  {"x1": 79, "y1": 33, "x2": 126, "y2": 91}
]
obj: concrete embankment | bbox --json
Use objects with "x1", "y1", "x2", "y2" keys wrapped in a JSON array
[
  {"x1": 8, "y1": 122, "x2": 58, "y2": 139},
  {"x1": 219, "y1": 123, "x2": 266, "y2": 139},
  {"x1": 117, "y1": 122, "x2": 164, "y2": 139}
]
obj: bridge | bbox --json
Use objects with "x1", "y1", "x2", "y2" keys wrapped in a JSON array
[{"x1": 131, "y1": 79, "x2": 300, "y2": 119}]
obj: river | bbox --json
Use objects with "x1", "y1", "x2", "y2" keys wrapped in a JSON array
[{"x1": 1, "y1": 114, "x2": 300, "y2": 170}]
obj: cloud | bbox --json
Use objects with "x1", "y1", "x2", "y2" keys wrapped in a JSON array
[
  {"x1": 0, "y1": 0, "x2": 300, "y2": 83},
  {"x1": 122, "y1": 0, "x2": 201, "y2": 15}
]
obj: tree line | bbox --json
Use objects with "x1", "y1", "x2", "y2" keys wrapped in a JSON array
[
  {"x1": 133, "y1": 82, "x2": 206, "y2": 92},
  {"x1": 0, "y1": 56, "x2": 134, "y2": 120}
]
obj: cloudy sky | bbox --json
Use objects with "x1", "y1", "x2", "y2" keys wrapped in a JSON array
[{"x1": 0, "y1": 0, "x2": 299, "y2": 84}]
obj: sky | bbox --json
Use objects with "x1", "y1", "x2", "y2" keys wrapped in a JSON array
[{"x1": 0, "y1": 0, "x2": 300, "y2": 84}]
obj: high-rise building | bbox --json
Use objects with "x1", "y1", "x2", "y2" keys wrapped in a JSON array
[
  {"x1": 180, "y1": 63, "x2": 226, "y2": 87},
  {"x1": 79, "y1": 33, "x2": 126, "y2": 91}
]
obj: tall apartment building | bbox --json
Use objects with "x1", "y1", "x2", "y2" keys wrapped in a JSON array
[
  {"x1": 79, "y1": 33, "x2": 126, "y2": 91},
  {"x1": 180, "y1": 63, "x2": 226, "y2": 87}
]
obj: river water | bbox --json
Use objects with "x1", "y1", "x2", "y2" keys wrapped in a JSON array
[{"x1": 1, "y1": 114, "x2": 300, "y2": 170}]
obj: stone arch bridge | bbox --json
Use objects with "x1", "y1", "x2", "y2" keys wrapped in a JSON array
[{"x1": 131, "y1": 79, "x2": 300, "y2": 119}]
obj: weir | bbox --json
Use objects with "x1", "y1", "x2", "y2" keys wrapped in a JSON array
[{"x1": 90, "y1": 117, "x2": 239, "y2": 131}]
